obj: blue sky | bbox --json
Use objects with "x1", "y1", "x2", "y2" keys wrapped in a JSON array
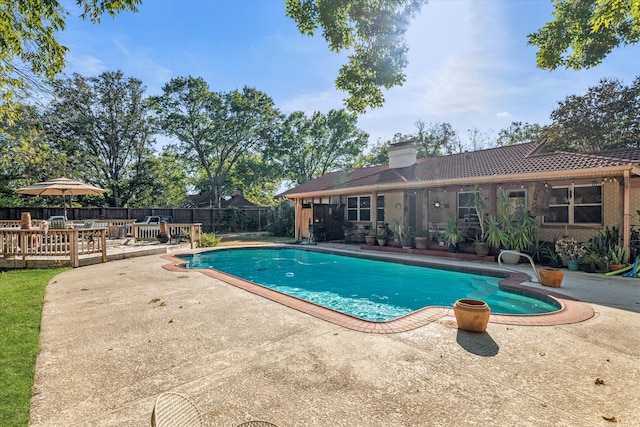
[{"x1": 58, "y1": 0, "x2": 640, "y2": 149}]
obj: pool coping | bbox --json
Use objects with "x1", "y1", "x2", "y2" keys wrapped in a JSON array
[{"x1": 160, "y1": 247, "x2": 595, "y2": 334}]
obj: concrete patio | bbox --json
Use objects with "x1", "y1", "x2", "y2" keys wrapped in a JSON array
[{"x1": 29, "y1": 245, "x2": 640, "y2": 426}]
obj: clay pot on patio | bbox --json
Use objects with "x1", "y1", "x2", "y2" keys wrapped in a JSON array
[
  {"x1": 415, "y1": 236, "x2": 428, "y2": 250},
  {"x1": 157, "y1": 221, "x2": 170, "y2": 243},
  {"x1": 21, "y1": 211, "x2": 32, "y2": 230},
  {"x1": 538, "y1": 267, "x2": 563, "y2": 288},
  {"x1": 453, "y1": 298, "x2": 491, "y2": 332},
  {"x1": 474, "y1": 242, "x2": 490, "y2": 256},
  {"x1": 365, "y1": 235, "x2": 376, "y2": 246},
  {"x1": 609, "y1": 263, "x2": 625, "y2": 272}
]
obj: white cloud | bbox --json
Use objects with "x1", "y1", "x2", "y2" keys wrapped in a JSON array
[
  {"x1": 65, "y1": 54, "x2": 106, "y2": 75},
  {"x1": 496, "y1": 111, "x2": 512, "y2": 119},
  {"x1": 278, "y1": 88, "x2": 344, "y2": 115}
]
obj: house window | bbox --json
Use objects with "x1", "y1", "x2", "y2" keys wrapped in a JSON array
[
  {"x1": 377, "y1": 195, "x2": 385, "y2": 222},
  {"x1": 504, "y1": 190, "x2": 527, "y2": 217},
  {"x1": 545, "y1": 185, "x2": 602, "y2": 224},
  {"x1": 347, "y1": 196, "x2": 371, "y2": 221},
  {"x1": 457, "y1": 191, "x2": 479, "y2": 221}
]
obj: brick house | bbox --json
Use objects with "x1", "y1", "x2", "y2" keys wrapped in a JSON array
[{"x1": 281, "y1": 141, "x2": 640, "y2": 255}]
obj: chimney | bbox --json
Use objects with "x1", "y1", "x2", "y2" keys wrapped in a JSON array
[{"x1": 388, "y1": 140, "x2": 417, "y2": 169}]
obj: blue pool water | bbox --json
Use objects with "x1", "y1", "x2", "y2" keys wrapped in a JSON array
[{"x1": 179, "y1": 248, "x2": 560, "y2": 321}]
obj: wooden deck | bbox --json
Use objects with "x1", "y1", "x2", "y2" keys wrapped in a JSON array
[{"x1": 0, "y1": 222, "x2": 201, "y2": 269}]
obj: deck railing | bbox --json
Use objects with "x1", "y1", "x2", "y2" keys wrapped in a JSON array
[
  {"x1": 0, "y1": 219, "x2": 136, "y2": 237},
  {"x1": 0, "y1": 228, "x2": 107, "y2": 267},
  {"x1": 131, "y1": 223, "x2": 201, "y2": 249},
  {"x1": 1, "y1": 222, "x2": 201, "y2": 268}
]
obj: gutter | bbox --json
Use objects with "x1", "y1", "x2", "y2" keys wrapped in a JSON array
[{"x1": 284, "y1": 164, "x2": 640, "y2": 199}]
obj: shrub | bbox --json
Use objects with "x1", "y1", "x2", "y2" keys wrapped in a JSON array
[
  {"x1": 199, "y1": 232, "x2": 221, "y2": 247},
  {"x1": 266, "y1": 201, "x2": 294, "y2": 237}
]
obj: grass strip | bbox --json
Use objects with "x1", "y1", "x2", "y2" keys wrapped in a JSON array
[{"x1": 0, "y1": 268, "x2": 67, "y2": 426}]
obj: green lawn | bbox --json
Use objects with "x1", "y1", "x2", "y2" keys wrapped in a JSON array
[{"x1": 0, "y1": 268, "x2": 67, "y2": 427}]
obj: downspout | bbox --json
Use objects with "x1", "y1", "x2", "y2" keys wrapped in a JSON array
[{"x1": 623, "y1": 169, "x2": 631, "y2": 261}]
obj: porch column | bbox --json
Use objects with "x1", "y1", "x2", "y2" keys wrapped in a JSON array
[
  {"x1": 371, "y1": 191, "x2": 377, "y2": 228},
  {"x1": 295, "y1": 199, "x2": 302, "y2": 241},
  {"x1": 623, "y1": 170, "x2": 631, "y2": 259}
]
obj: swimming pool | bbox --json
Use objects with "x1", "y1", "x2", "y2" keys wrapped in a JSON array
[{"x1": 177, "y1": 247, "x2": 560, "y2": 322}]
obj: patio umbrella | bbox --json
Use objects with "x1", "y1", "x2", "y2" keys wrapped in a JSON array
[{"x1": 16, "y1": 177, "x2": 107, "y2": 218}]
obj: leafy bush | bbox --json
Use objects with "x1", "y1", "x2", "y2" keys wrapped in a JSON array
[
  {"x1": 199, "y1": 232, "x2": 221, "y2": 247},
  {"x1": 266, "y1": 201, "x2": 294, "y2": 237},
  {"x1": 222, "y1": 206, "x2": 249, "y2": 232}
]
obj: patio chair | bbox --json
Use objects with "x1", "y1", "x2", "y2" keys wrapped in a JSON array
[
  {"x1": 49, "y1": 219, "x2": 66, "y2": 230},
  {"x1": 151, "y1": 392, "x2": 206, "y2": 427}
]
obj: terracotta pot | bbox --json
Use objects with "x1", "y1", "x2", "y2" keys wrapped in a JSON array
[
  {"x1": 21, "y1": 211, "x2": 32, "y2": 230},
  {"x1": 365, "y1": 236, "x2": 376, "y2": 246},
  {"x1": 453, "y1": 298, "x2": 491, "y2": 332},
  {"x1": 474, "y1": 242, "x2": 489, "y2": 256},
  {"x1": 415, "y1": 236, "x2": 428, "y2": 250},
  {"x1": 538, "y1": 267, "x2": 563, "y2": 288},
  {"x1": 609, "y1": 263, "x2": 625, "y2": 272}
]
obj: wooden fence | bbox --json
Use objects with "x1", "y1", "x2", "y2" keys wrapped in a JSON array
[{"x1": 0, "y1": 207, "x2": 270, "y2": 233}]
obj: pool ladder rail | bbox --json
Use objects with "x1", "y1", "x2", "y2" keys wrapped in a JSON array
[{"x1": 497, "y1": 250, "x2": 540, "y2": 283}]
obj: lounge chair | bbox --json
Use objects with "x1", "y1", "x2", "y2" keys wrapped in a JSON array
[
  {"x1": 236, "y1": 422, "x2": 279, "y2": 426},
  {"x1": 151, "y1": 392, "x2": 205, "y2": 427},
  {"x1": 151, "y1": 392, "x2": 279, "y2": 427}
]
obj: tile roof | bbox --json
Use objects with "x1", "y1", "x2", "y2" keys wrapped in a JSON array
[{"x1": 282, "y1": 142, "x2": 640, "y2": 196}]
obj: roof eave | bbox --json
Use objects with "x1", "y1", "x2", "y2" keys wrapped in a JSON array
[{"x1": 284, "y1": 164, "x2": 638, "y2": 199}]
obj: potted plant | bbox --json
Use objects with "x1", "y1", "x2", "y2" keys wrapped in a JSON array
[
  {"x1": 444, "y1": 215, "x2": 463, "y2": 252},
  {"x1": 541, "y1": 244, "x2": 562, "y2": 268},
  {"x1": 608, "y1": 244, "x2": 627, "y2": 271},
  {"x1": 376, "y1": 227, "x2": 388, "y2": 246},
  {"x1": 555, "y1": 236, "x2": 586, "y2": 271},
  {"x1": 391, "y1": 219, "x2": 403, "y2": 247},
  {"x1": 580, "y1": 251, "x2": 600, "y2": 273},
  {"x1": 485, "y1": 190, "x2": 537, "y2": 264},
  {"x1": 415, "y1": 229, "x2": 429, "y2": 250},
  {"x1": 402, "y1": 225, "x2": 415, "y2": 249},
  {"x1": 470, "y1": 185, "x2": 490, "y2": 256},
  {"x1": 365, "y1": 228, "x2": 377, "y2": 246},
  {"x1": 485, "y1": 215, "x2": 504, "y2": 253}
]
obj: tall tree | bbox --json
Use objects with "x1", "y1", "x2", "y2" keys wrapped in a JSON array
[
  {"x1": 275, "y1": 109, "x2": 368, "y2": 185},
  {"x1": 45, "y1": 71, "x2": 157, "y2": 207},
  {"x1": 0, "y1": 103, "x2": 66, "y2": 205},
  {"x1": 529, "y1": 0, "x2": 640, "y2": 70},
  {"x1": 415, "y1": 121, "x2": 460, "y2": 157},
  {"x1": 496, "y1": 121, "x2": 542, "y2": 146},
  {"x1": 150, "y1": 76, "x2": 282, "y2": 207},
  {"x1": 229, "y1": 153, "x2": 282, "y2": 206},
  {"x1": 355, "y1": 137, "x2": 390, "y2": 167},
  {"x1": 543, "y1": 77, "x2": 640, "y2": 152},
  {"x1": 467, "y1": 127, "x2": 493, "y2": 151},
  {"x1": 286, "y1": 0, "x2": 425, "y2": 113},
  {"x1": 0, "y1": 0, "x2": 140, "y2": 124}
]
